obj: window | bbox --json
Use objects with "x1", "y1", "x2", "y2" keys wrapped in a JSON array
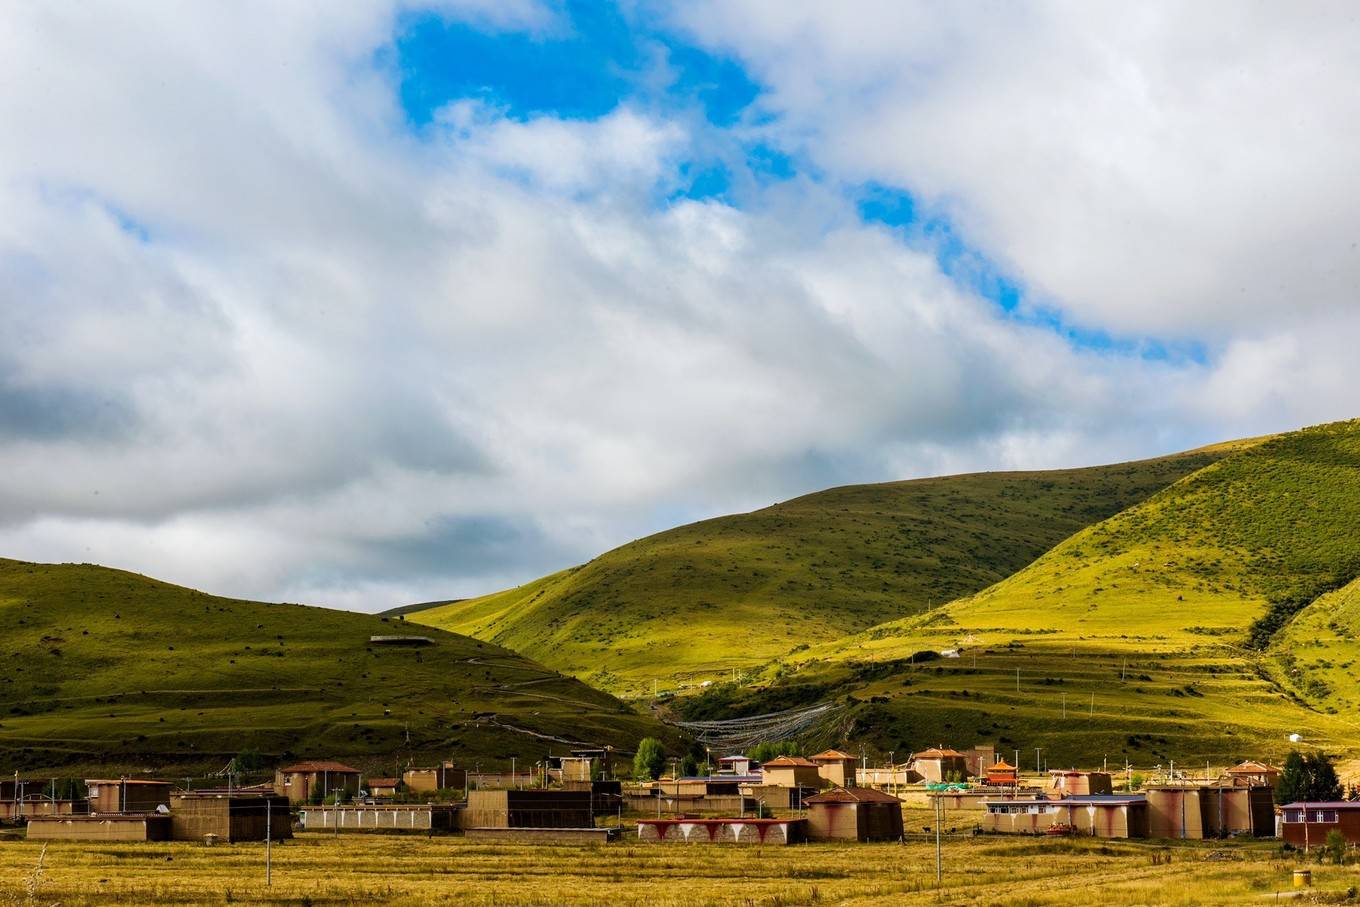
[{"x1": 1285, "y1": 809, "x2": 1302, "y2": 823}]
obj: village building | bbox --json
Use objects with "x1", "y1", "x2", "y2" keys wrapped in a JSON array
[
  {"x1": 804, "y1": 787, "x2": 905, "y2": 842},
  {"x1": 911, "y1": 748, "x2": 970, "y2": 783},
  {"x1": 856, "y1": 764, "x2": 920, "y2": 788},
  {"x1": 965, "y1": 745, "x2": 997, "y2": 777},
  {"x1": 169, "y1": 792, "x2": 291, "y2": 842},
  {"x1": 86, "y1": 779, "x2": 172, "y2": 814},
  {"x1": 717, "y1": 755, "x2": 757, "y2": 775},
  {"x1": 1224, "y1": 761, "x2": 1281, "y2": 788},
  {"x1": 1281, "y1": 801, "x2": 1360, "y2": 848},
  {"x1": 739, "y1": 783, "x2": 809, "y2": 811},
  {"x1": 549, "y1": 755, "x2": 594, "y2": 783},
  {"x1": 981, "y1": 794, "x2": 1149, "y2": 838},
  {"x1": 810, "y1": 750, "x2": 859, "y2": 788},
  {"x1": 759, "y1": 756, "x2": 822, "y2": 789},
  {"x1": 636, "y1": 817, "x2": 807, "y2": 845},
  {"x1": 27, "y1": 814, "x2": 171, "y2": 842},
  {"x1": 464, "y1": 789, "x2": 595, "y2": 829},
  {"x1": 985, "y1": 760, "x2": 1019, "y2": 786},
  {"x1": 1048, "y1": 770, "x2": 1114, "y2": 797},
  {"x1": 365, "y1": 778, "x2": 401, "y2": 798},
  {"x1": 403, "y1": 761, "x2": 466, "y2": 794},
  {"x1": 274, "y1": 761, "x2": 361, "y2": 803}
]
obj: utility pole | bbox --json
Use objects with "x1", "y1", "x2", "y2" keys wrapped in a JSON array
[
  {"x1": 934, "y1": 795, "x2": 943, "y2": 887},
  {"x1": 1035, "y1": 748, "x2": 1042, "y2": 775},
  {"x1": 265, "y1": 798, "x2": 272, "y2": 886}
]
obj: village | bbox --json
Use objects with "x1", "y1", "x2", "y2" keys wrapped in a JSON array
[{"x1": 4, "y1": 742, "x2": 1353, "y2": 870}]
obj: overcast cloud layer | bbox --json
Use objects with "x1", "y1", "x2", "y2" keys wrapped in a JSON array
[{"x1": 2, "y1": 1, "x2": 1357, "y2": 609}]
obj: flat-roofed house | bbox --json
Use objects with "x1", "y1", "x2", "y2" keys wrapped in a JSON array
[
  {"x1": 717, "y1": 755, "x2": 755, "y2": 776},
  {"x1": 274, "y1": 761, "x2": 361, "y2": 803},
  {"x1": 804, "y1": 787, "x2": 904, "y2": 842},
  {"x1": 86, "y1": 779, "x2": 172, "y2": 814},
  {"x1": 169, "y1": 792, "x2": 292, "y2": 842},
  {"x1": 1282, "y1": 801, "x2": 1360, "y2": 847},
  {"x1": 403, "y1": 762, "x2": 466, "y2": 794},
  {"x1": 1049, "y1": 770, "x2": 1113, "y2": 797},
  {"x1": 809, "y1": 750, "x2": 859, "y2": 788},
  {"x1": 911, "y1": 749, "x2": 970, "y2": 783},
  {"x1": 760, "y1": 756, "x2": 822, "y2": 789}
]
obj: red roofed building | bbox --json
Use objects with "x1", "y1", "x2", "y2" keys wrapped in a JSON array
[
  {"x1": 809, "y1": 749, "x2": 859, "y2": 787},
  {"x1": 274, "y1": 761, "x2": 361, "y2": 803},
  {"x1": 985, "y1": 760, "x2": 1019, "y2": 786},
  {"x1": 760, "y1": 756, "x2": 822, "y2": 789},
  {"x1": 1224, "y1": 761, "x2": 1281, "y2": 788},
  {"x1": 804, "y1": 787, "x2": 904, "y2": 841}
]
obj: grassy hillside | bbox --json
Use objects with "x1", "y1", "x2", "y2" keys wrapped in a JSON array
[
  {"x1": 411, "y1": 447, "x2": 1237, "y2": 693},
  {"x1": 0, "y1": 559, "x2": 676, "y2": 773},
  {"x1": 682, "y1": 420, "x2": 1360, "y2": 764}
]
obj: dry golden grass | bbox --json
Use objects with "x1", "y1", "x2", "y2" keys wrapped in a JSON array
[{"x1": 1, "y1": 831, "x2": 1357, "y2": 907}]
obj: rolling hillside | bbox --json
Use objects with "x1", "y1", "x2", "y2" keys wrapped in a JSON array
[
  {"x1": 410, "y1": 446, "x2": 1241, "y2": 693},
  {"x1": 685, "y1": 419, "x2": 1360, "y2": 765},
  {"x1": 0, "y1": 559, "x2": 675, "y2": 773}
]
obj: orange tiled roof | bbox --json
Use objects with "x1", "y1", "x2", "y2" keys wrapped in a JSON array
[
  {"x1": 762, "y1": 756, "x2": 819, "y2": 768},
  {"x1": 810, "y1": 749, "x2": 857, "y2": 762}
]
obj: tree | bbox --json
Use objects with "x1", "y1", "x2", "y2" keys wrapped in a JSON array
[
  {"x1": 680, "y1": 753, "x2": 699, "y2": 777},
  {"x1": 750, "y1": 741, "x2": 802, "y2": 763},
  {"x1": 1277, "y1": 751, "x2": 1343, "y2": 804},
  {"x1": 634, "y1": 738, "x2": 666, "y2": 781}
]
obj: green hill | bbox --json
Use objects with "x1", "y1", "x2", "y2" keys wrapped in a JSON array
[
  {"x1": 685, "y1": 419, "x2": 1360, "y2": 764},
  {"x1": 0, "y1": 559, "x2": 675, "y2": 774},
  {"x1": 410, "y1": 445, "x2": 1242, "y2": 694}
]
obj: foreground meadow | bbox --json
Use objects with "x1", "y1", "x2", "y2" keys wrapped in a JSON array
[{"x1": 1, "y1": 832, "x2": 1356, "y2": 907}]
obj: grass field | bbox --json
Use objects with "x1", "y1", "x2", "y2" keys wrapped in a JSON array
[
  {"x1": 0, "y1": 560, "x2": 676, "y2": 774},
  {"x1": 680, "y1": 420, "x2": 1360, "y2": 765},
  {"x1": 0, "y1": 832, "x2": 1353, "y2": 906},
  {"x1": 409, "y1": 446, "x2": 1237, "y2": 694}
]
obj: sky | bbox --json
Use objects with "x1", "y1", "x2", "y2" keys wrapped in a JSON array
[{"x1": 2, "y1": 1, "x2": 1359, "y2": 609}]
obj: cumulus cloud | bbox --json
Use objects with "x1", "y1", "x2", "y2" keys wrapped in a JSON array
[
  {"x1": 0, "y1": 1, "x2": 1354, "y2": 608},
  {"x1": 666, "y1": 1, "x2": 1360, "y2": 339}
]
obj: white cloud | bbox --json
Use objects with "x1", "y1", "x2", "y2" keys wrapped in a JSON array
[
  {"x1": 0, "y1": 1, "x2": 1354, "y2": 608},
  {"x1": 667, "y1": 1, "x2": 1360, "y2": 340}
]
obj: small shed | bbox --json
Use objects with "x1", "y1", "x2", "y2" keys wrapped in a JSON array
[
  {"x1": 169, "y1": 792, "x2": 292, "y2": 842},
  {"x1": 809, "y1": 750, "x2": 859, "y2": 788},
  {"x1": 804, "y1": 787, "x2": 904, "y2": 842},
  {"x1": 464, "y1": 789, "x2": 594, "y2": 829},
  {"x1": 717, "y1": 755, "x2": 755, "y2": 776}
]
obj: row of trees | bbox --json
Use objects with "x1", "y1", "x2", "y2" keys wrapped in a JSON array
[{"x1": 632, "y1": 738, "x2": 806, "y2": 780}]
